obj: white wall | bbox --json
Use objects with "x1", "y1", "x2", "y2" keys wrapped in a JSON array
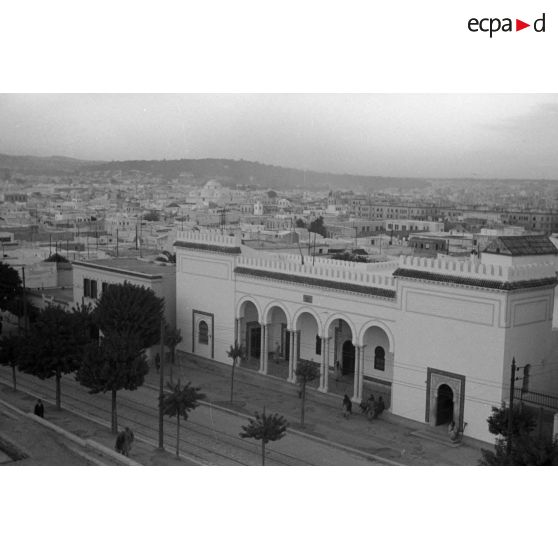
[{"x1": 174, "y1": 241, "x2": 558, "y2": 443}]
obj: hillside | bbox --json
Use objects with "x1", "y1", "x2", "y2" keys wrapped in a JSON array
[
  {"x1": 0, "y1": 153, "x2": 94, "y2": 177},
  {"x1": 81, "y1": 157, "x2": 432, "y2": 191},
  {"x1": 0, "y1": 153, "x2": 431, "y2": 191}
]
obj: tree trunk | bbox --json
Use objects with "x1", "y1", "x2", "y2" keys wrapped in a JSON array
[
  {"x1": 301, "y1": 382, "x2": 306, "y2": 427},
  {"x1": 262, "y1": 439, "x2": 265, "y2": 466},
  {"x1": 111, "y1": 389, "x2": 118, "y2": 434},
  {"x1": 55, "y1": 371, "x2": 61, "y2": 410},
  {"x1": 12, "y1": 365, "x2": 16, "y2": 391},
  {"x1": 176, "y1": 414, "x2": 180, "y2": 458},
  {"x1": 230, "y1": 361, "x2": 235, "y2": 403}
]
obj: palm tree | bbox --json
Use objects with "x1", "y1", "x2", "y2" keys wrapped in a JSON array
[
  {"x1": 239, "y1": 407, "x2": 288, "y2": 465},
  {"x1": 295, "y1": 360, "x2": 320, "y2": 427},
  {"x1": 227, "y1": 341, "x2": 244, "y2": 403},
  {"x1": 159, "y1": 380, "x2": 206, "y2": 458}
]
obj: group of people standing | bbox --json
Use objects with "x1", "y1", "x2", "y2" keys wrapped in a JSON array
[
  {"x1": 342, "y1": 393, "x2": 386, "y2": 420},
  {"x1": 358, "y1": 393, "x2": 385, "y2": 420}
]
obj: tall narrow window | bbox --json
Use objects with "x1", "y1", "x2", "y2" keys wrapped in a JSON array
[
  {"x1": 374, "y1": 346, "x2": 385, "y2": 371},
  {"x1": 90, "y1": 280, "x2": 98, "y2": 299},
  {"x1": 198, "y1": 321, "x2": 209, "y2": 345},
  {"x1": 83, "y1": 278, "x2": 91, "y2": 298}
]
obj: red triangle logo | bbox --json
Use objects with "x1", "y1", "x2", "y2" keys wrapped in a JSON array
[{"x1": 516, "y1": 19, "x2": 530, "y2": 31}]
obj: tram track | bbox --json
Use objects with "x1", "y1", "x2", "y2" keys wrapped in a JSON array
[{"x1": 1, "y1": 371, "x2": 315, "y2": 466}]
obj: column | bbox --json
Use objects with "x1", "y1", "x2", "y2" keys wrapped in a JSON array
[
  {"x1": 287, "y1": 330, "x2": 296, "y2": 383},
  {"x1": 259, "y1": 323, "x2": 268, "y2": 375},
  {"x1": 323, "y1": 337, "x2": 330, "y2": 393},
  {"x1": 352, "y1": 345, "x2": 363, "y2": 404},
  {"x1": 293, "y1": 330, "x2": 300, "y2": 376},
  {"x1": 358, "y1": 345, "x2": 365, "y2": 399},
  {"x1": 318, "y1": 336, "x2": 330, "y2": 393}
]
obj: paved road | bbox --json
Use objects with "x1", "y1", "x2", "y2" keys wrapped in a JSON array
[{"x1": 1, "y1": 369, "x2": 388, "y2": 466}]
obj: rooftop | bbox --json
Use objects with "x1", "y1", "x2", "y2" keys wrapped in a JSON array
[
  {"x1": 483, "y1": 236, "x2": 558, "y2": 257},
  {"x1": 73, "y1": 257, "x2": 175, "y2": 279}
]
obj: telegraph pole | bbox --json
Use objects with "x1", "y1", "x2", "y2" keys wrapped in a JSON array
[
  {"x1": 507, "y1": 358, "x2": 517, "y2": 456},
  {"x1": 21, "y1": 266, "x2": 28, "y2": 332},
  {"x1": 158, "y1": 319, "x2": 165, "y2": 450}
]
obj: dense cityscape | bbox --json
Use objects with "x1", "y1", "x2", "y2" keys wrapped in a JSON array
[{"x1": 1, "y1": 148, "x2": 558, "y2": 466}]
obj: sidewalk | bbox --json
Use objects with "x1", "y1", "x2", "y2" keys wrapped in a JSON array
[
  {"x1": 151, "y1": 352, "x2": 492, "y2": 465},
  {"x1": 0, "y1": 382, "x2": 194, "y2": 466}
]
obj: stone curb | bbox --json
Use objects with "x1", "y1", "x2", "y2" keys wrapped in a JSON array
[
  {"x1": 1, "y1": 381, "x2": 206, "y2": 465},
  {"x1": 0, "y1": 390, "x2": 140, "y2": 466}
]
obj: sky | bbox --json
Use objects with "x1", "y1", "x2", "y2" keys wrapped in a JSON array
[{"x1": 1, "y1": 93, "x2": 557, "y2": 180}]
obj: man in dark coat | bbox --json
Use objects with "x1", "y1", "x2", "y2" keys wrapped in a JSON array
[
  {"x1": 342, "y1": 394, "x2": 352, "y2": 418},
  {"x1": 34, "y1": 399, "x2": 44, "y2": 418}
]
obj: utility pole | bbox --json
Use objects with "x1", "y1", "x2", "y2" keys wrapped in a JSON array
[
  {"x1": 158, "y1": 319, "x2": 165, "y2": 450},
  {"x1": 139, "y1": 220, "x2": 143, "y2": 258},
  {"x1": 116, "y1": 228, "x2": 119, "y2": 257},
  {"x1": 312, "y1": 231, "x2": 317, "y2": 265},
  {"x1": 507, "y1": 359, "x2": 531, "y2": 456},
  {"x1": 507, "y1": 358, "x2": 516, "y2": 456},
  {"x1": 22, "y1": 266, "x2": 28, "y2": 332}
]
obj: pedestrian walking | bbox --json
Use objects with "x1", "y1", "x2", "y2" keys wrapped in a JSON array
[
  {"x1": 34, "y1": 399, "x2": 44, "y2": 418},
  {"x1": 115, "y1": 427, "x2": 135, "y2": 457},
  {"x1": 342, "y1": 394, "x2": 352, "y2": 418}
]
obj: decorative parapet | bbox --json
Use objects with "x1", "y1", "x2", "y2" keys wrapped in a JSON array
[
  {"x1": 275, "y1": 252, "x2": 398, "y2": 273},
  {"x1": 234, "y1": 255, "x2": 396, "y2": 298},
  {"x1": 395, "y1": 256, "x2": 558, "y2": 291},
  {"x1": 174, "y1": 230, "x2": 241, "y2": 254}
]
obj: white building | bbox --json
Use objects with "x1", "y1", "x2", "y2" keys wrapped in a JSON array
[
  {"x1": 174, "y1": 231, "x2": 558, "y2": 443},
  {"x1": 73, "y1": 258, "x2": 177, "y2": 356}
]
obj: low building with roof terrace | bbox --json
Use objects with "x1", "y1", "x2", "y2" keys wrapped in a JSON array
[{"x1": 72, "y1": 257, "x2": 176, "y2": 359}]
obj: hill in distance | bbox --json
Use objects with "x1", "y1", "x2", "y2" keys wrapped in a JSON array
[{"x1": 0, "y1": 153, "x2": 431, "y2": 191}]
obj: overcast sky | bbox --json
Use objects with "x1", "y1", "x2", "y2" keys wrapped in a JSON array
[{"x1": 1, "y1": 94, "x2": 557, "y2": 179}]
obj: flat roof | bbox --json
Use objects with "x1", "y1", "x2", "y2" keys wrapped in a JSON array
[
  {"x1": 73, "y1": 257, "x2": 175, "y2": 279},
  {"x1": 484, "y1": 236, "x2": 558, "y2": 256}
]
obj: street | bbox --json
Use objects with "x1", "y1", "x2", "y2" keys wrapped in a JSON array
[{"x1": 1, "y1": 367, "x2": 387, "y2": 466}]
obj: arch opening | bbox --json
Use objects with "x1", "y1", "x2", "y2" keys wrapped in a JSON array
[
  {"x1": 267, "y1": 305, "x2": 289, "y2": 379},
  {"x1": 436, "y1": 384, "x2": 454, "y2": 426}
]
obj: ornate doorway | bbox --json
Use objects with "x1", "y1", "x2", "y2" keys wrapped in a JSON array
[{"x1": 426, "y1": 368, "x2": 465, "y2": 430}]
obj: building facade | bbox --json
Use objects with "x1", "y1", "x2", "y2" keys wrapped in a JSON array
[{"x1": 174, "y1": 231, "x2": 558, "y2": 443}]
